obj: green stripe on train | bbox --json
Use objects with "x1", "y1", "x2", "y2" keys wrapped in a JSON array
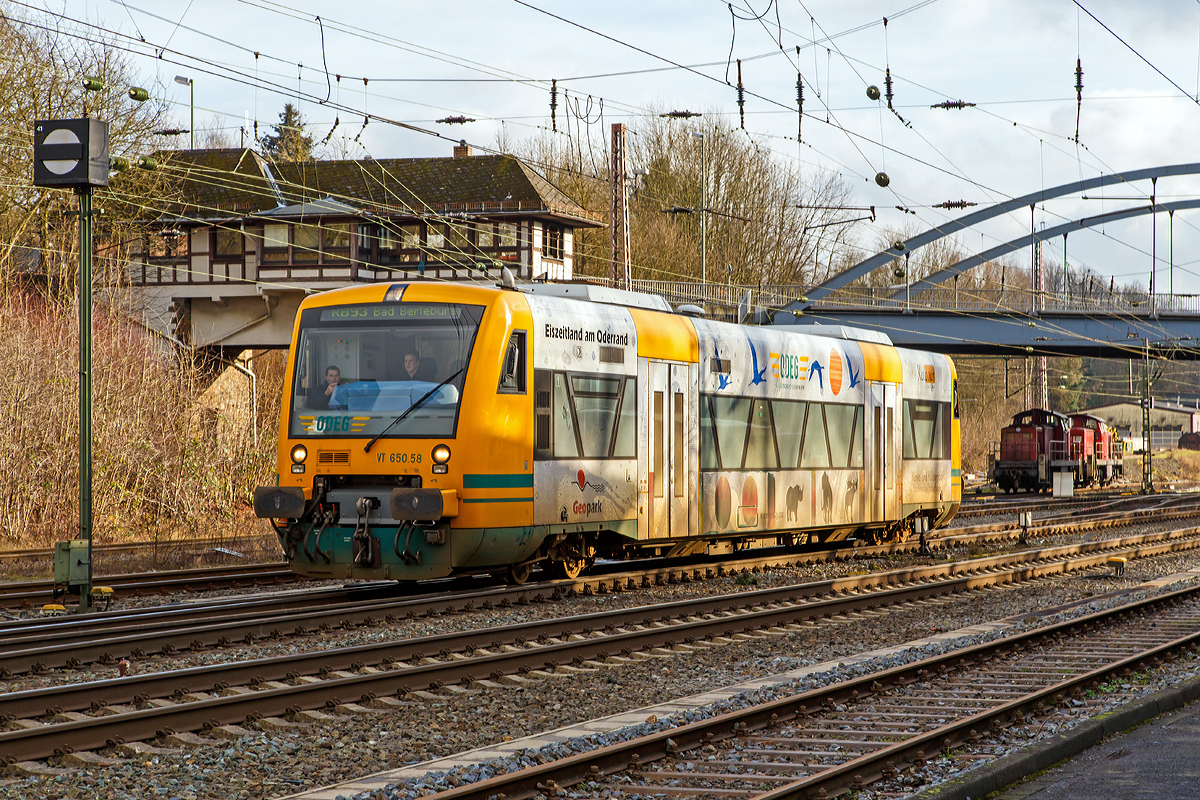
[
  {"x1": 463, "y1": 473, "x2": 534, "y2": 489},
  {"x1": 462, "y1": 497, "x2": 534, "y2": 504}
]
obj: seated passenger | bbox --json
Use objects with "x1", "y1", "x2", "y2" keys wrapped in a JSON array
[{"x1": 309, "y1": 365, "x2": 342, "y2": 409}]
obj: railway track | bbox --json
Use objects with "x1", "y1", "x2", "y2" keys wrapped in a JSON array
[
  {"x1": 2, "y1": 524, "x2": 1198, "y2": 766},
  {"x1": 5, "y1": 503, "x2": 1200, "y2": 678},
  {"x1": 955, "y1": 490, "x2": 1178, "y2": 520},
  {"x1": 367, "y1": 581, "x2": 1200, "y2": 800},
  {"x1": 0, "y1": 562, "x2": 305, "y2": 609},
  {"x1": 4, "y1": 496, "x2": 1198, "y2": 611}
]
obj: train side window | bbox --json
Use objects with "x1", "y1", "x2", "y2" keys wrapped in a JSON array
[
  {"x1": 931, "y1": 403, "x2": 944, "y2": 459},
  {"x1": 824, "y1": 404, "x2": 857, "y2": 468},
  {"x1": 534, "y1": 370, "x2": 552, "y2": 457},
  {"x1": 699, "y1": 394, "x2": 720, "y2": 470},
  {"x1": 904, "y1": 400, "x2": 946, "y2": 460},
  {"x1": 800, "y1": 404, "x2": 831, "y2": 468},
  {"x1": 902, "y1": 400, "x2": 916, "y2": 459},
  {"x1": 941, "y1": 402, "x2": 952, "y2": 459},
  {"x1": 498, "y1": 331, "x2": 526, "y2": 393},
  {"x1": 553, "y1": 373, "x2": 580, "y2": 458},
  {"x1": 572, "y1": 375, "x2": 621, "y2": 457},
  {"x1": 612, "y1": 378, "x2": 637, "y2": 458},
  {"x1": 711, "y1": 396, "x2": 751, "y2": 470},
  {"x1": 772, "y1": 400, "x2": 806, "y2": 469},
  {"x1": 743, "y1": 398, "x2": 778, "y2": 470}
]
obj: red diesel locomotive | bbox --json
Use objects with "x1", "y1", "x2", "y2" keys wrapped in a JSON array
[
  {"x1": 990, "y1": 409, "x2": 1123, "y2": 492},
  {"x1": 990, "y1": 409, "x2": 1069, "y2": 493}
]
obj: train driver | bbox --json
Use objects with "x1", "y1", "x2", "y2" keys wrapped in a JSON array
[
  {"x1": 309, "y1": 365, "x2": 342, "y2": 409},
  {"x1": 403, "y1": 351, "x2": 421, "y2": 380}
]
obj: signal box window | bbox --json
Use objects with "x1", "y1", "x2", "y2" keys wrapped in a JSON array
[
  {"x1": 543, "y1": 224, "x2": 564, "y2": 261},
  {"x1": 213, "y1": 228, "x2": 243, "y2": 259}
]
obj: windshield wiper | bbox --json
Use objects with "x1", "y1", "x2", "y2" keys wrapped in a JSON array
[{"x1": 363, "y1": 368, "x2": 464, "y2": 454}]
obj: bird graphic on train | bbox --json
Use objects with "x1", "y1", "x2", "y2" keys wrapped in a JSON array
[
  {"x1": 846, "y1": 359, "x2": 861, "y2": 389},
  {"x1": 748, "y1": 340, "x2": 768, "y2": 386},
  {"x1": 808, "y1": 359, "x2": 824, "y2": 390}
]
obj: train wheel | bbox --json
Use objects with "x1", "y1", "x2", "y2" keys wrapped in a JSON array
[
  {"x1": 505, "y1": 563, "x2": 532, "y2": 585},
  {"x1": 553, "y1": 556, "x2": 586, "y2": 580}
]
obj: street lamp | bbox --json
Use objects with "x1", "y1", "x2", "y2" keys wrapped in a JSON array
[
  {"x1": 692, "y1": 131, "x2": 706, "y2": 284},
  {"x1": 174, "y1": 75, "x2": 193, "y2": 149}
]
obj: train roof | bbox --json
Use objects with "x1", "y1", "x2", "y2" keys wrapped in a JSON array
[
  {"x1": 1010, "y1": 408, "x2": 1070, "y2": 426},
  {"x1": 519, "y1": 282, "x2": 673, "y2": 312},
  {"x1": 786, "y1": 324, "x2": 892, "y2": 346}
]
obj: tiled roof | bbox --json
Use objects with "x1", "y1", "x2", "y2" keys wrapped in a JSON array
[
  {"x1": 150, "y1": 148, "x2": 282, "y2": 219},
  {"x1": 144, "y1": 149, "x2": 603, "y2": 226}
]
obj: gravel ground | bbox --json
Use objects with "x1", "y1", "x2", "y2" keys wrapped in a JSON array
[{"x1": 4, "y1": 532, "x2": 1200, "y2": 800}]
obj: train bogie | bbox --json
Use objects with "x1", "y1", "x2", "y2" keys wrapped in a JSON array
[{"x1": 256, "y1": 281, "x2": 962, "y2": 582}]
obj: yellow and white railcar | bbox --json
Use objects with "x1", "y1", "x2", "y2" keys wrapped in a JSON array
[{"x1": 255, "y1": 281, "x2": 961, "y2": 583}]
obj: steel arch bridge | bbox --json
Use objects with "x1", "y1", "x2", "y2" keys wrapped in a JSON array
[{"x1": 781, "y1": 163, "x2": 1200, "y2": 359}]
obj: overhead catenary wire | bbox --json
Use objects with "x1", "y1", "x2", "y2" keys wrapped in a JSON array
[{"x1": 16, "y1": 0, "x2": 1200, "y2": 309}]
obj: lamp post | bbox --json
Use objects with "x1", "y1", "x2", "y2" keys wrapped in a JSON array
[
  {"x1": 174, "y1": 75, "x2": 193, "y2": 149},
  {"x1": 692, "y1": 131, "x2": 706, "y2": 284}
]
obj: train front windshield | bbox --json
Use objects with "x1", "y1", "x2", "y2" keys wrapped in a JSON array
[{"x1": 289, "y1": 302, "x2": 483, "y2": 439}]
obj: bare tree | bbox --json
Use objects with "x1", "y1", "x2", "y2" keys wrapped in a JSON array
[{"x1": 0, "y1": 3, "x2": 175, "y2": 296}]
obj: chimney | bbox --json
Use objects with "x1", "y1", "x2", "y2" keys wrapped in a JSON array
[{"x1": 453, "y1": 139, "x2": 473, "y2": 158}]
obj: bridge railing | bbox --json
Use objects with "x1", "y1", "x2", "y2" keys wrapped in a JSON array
[
  {"x1": 809, "y1": 286, "x2": 1200, "y2": 315},
  {"x1": 579, "y1": 277, "x2": 1200, "y2": 317}
]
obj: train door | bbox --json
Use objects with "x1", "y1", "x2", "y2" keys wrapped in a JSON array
[
  {"x1": 643, "y1": 360, "x2": 691, "y2": 538},
  {"x1": 869, "y1": 382, "x2": 900, "y2": 521}
]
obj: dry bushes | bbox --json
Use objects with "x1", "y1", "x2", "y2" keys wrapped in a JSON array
[{"x1": 0, "y1": 290, "x2": 280, "y2": 549}]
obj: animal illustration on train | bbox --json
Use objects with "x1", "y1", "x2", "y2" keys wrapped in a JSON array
[{"x1": 255, "y1": 281, "x2": 962, "y2": 583}]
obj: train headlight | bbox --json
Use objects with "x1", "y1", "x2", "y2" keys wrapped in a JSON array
[
  {"x1": 431, "y1": 444, "x2": 451, "y2": 473},
  {"x1": 290, "y1": 444, "x2": 308, "y2": 464}
]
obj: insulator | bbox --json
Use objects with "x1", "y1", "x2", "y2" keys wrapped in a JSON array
[
  {"x1": 550, "y1": 79, "x2": 558, "y2": 132},
  {"x1": 1075, "y1": 58, "x2": 1084, "y2": 98},
  {"x1": 884, "y1": 67, "x2": 894, "y2": 109},
  {"x1": 436, "y1": 115, "x2": 475, "y2": 125},
  {"x1": 867, "y1": 85, "x2": 881, "y2": 101},
  {"x1": 895, "y1": 205, "x2": 916, "y2": 215},
  {"x1": 930, "y1": 100, "x2": 975, "y2": 110},
  {"x1": 875, "y1": 172, "x2": 890, "y2": 188},
  {"x1": 320, "y1": 116, "x2": 340, "y2": 146},
  {"x1": 934, "y1": 200, "x2": 977, "y2": 209},
  {"x1": 737, "y1": 59, "x2": 745, "y2": 130},
  {"x1": 796, "y1": 73, "x2": 804, "y2": 143}
]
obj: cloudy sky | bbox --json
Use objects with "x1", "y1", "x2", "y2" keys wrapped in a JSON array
[{"x1": 48, "y1": 0, "x2": 1200, "y2": 292}]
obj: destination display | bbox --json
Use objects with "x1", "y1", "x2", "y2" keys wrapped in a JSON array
[{"x1": 319, "y1": 303, "x2": 462, "y2": 322}]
